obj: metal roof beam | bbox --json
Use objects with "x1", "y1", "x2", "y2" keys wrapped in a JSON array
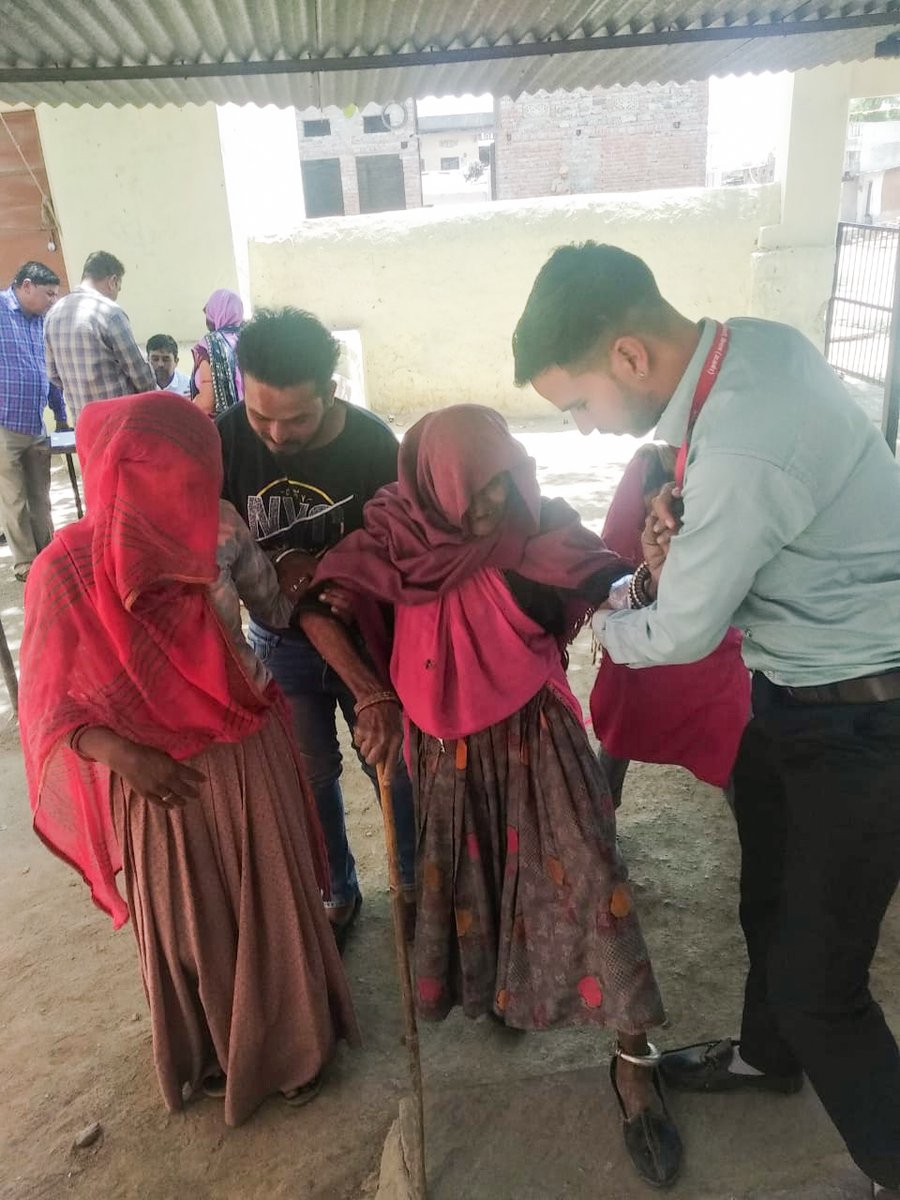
[{"x1": 1, "y1": 12, "x2": 898, "y2": 84}]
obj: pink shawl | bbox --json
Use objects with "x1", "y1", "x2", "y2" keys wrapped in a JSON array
[
  {"x1": 317, "y1": 406, "x2": 626, "y2": 737},
  {"x1": 19, "y1": 393, "x2": 326, "y2": 925}
]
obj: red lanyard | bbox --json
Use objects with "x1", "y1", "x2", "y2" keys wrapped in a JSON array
[{"x1": 674, "y1": 322, "x2": 730, "y2": 488}]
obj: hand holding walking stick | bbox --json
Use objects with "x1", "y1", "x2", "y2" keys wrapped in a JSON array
[{"x1": 376, "y1": 760, "x2": 427, "y2": 1199}]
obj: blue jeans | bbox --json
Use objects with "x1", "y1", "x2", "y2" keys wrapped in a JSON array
[{"x1": 248, "y1": 621, "x2": 417, "y2": 907}]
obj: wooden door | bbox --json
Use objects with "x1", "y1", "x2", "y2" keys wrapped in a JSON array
[{"x1": 0, "y1": 111, "x2": 68, "y2": 288}]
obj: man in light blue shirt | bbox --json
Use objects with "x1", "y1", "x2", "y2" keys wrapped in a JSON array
[{"x1": 514, "y1": 242, "x2": 900, "y2": 1197}]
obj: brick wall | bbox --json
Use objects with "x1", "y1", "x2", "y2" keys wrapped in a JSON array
[
  {"x1": 296, "y1": 102, "x2": 422, "y2": 215},
  {"x1": 494, "y1": 82, "x2": 709, "y2": 201}
]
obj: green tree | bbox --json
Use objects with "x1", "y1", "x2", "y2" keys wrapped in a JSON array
[{"x1": 850, "y1": 96, "x2": 900, "y2": 122}]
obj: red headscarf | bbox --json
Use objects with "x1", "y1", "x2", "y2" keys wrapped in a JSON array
[
  {"x1": 317, "y1": 406, "x2": 626, "y2": 738},
  {"x1": 19, "y1": 393, "x2": 309, "y2": 926},
  {"x1": 318, "y1": 405, "x2": 624, "y2": 616}
]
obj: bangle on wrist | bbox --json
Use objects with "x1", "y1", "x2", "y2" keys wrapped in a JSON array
[
  {"x1": 628, "y1": 562, "x2": 654, "y2": 609},
  {"x1": 68, "y1": 723, "x2": 93, "y2": 760},
  {"x1": 354, "y1": 690, "x2": 400, "y2": 717},
  {"x1": 274, "y1": 547, "x2": 303, "y2": 565}
]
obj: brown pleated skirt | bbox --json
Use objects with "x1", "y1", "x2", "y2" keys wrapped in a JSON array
[
  {"x1": 409, "y1": 687, "x2": 665, "y2": 1034},
  {"x1": 111, "y1": 711, "x2": 359, "y2": 1127}
]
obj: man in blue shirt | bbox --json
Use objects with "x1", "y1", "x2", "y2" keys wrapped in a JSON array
[{"x1": 0, "y1": 261, "x2": 66, "y2": 581}]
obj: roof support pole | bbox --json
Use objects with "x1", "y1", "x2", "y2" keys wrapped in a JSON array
[{"x1": 751, "y1": 64, "x2": 852, "y2": 346}]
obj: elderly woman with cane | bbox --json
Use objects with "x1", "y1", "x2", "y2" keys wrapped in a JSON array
[{"x1": 314, "y1": 405, "x2": 684, "y2": 1190}]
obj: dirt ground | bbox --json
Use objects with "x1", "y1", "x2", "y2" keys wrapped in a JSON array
[{"x1": 1, "y1": 421, "x2": 897, "y2": 1200}]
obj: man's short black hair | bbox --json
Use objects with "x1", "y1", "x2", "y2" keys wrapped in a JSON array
[
  {"x1": 513, "y1": 242, "x2": 665, "y2": 386},
  {"x1": 12, "y1": 261, "x2": 60, "y2": 289},
  {"x1": 82, "y1": 250, "x2": 125, "y2": 281},
  {"x1": 237, "y1": 307, "x2": 340, "y2": 396},
  {"x1": 146, "y1": 333, "x2": 178, "y2": 356}
]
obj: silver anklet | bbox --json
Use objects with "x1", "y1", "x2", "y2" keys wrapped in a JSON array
[{"x1": 616, "y1": 1041, "x2": 662, "y2": 1068}]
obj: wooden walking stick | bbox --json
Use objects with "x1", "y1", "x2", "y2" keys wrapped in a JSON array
[
  {"x1": 0, "y1": 613, "x2": 18, "y2": 717},
  {"x1": 376, "y1": 760, "x2": 427, "y2": 1199}
]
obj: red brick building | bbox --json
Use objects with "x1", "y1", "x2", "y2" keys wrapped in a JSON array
[
  {"x1": 494, "y1": 82, "x2": 709, "y2": 200},
  {"x1": 293, "y1": 82, "x2": 709, "y2": 217}
]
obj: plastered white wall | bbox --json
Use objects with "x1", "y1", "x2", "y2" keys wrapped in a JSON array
[
  {"x1": 36, "y1": 103, "x2": 239, "y2": 350},
  {"x1": 250, "y1": 185, "x2": 780, "y2": 416}
]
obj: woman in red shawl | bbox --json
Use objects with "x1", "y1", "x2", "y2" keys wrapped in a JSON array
[
  {"x1": 317, "y1": 406, "x2": 683, "y2": 1188},
  {"x1": 19, "y1": 393, "x2": 357, "y2": 1127}
]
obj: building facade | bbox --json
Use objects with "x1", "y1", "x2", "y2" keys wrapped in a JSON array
[
  {"x1": 841, "y1": 116, "x2": 900, "y2": 224},
  {"x1": 292, "y1": 82, "x2": 709, "y2": 217},
  {"x1": 494, "y1": 82, "x2": 709, "y2": 200},
  {"x1": 295, "y1": 101, "x2": 422, "y2": 217},
  {"x1": 417, "y1": 111, "x2": 494, "y2": 206}
]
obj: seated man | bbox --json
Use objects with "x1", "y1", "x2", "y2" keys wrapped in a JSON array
[{"x1": 146, "y1": 334, "x2": 191, "y2": 396}]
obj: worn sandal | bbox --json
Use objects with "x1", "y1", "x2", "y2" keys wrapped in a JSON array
[
  {"x1": 610, "y1": 1043, "x2": 683, "y2": 1189},
  {"x1": 202, "y1": 1072, "x2": 227, "y2": 1099},
  {"x1": 282, "y1": 1072, "x2": 323, "y2": 1108}
]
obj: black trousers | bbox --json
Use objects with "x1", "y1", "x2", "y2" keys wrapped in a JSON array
[{"x1": 734, "y1": 674, "x2": 900, "y2": 1187}]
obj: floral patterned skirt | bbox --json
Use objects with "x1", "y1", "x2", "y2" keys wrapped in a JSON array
[{"x1": 408, "y1": 687, "x2": 665, "y2": 1033}]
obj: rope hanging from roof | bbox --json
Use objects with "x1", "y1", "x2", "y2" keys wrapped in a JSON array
[{"x1": 0, "y1": 110, "x2": 61, "y2": 249}]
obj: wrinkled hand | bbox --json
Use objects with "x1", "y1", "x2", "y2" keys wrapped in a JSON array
[
  {"x1": 317, "y1": 584, "x2": 357, "y2": 626},
  {"x1": 649, "y1": 482, "x2": 684, "y2": 539},
  {"x1": 353, "y1": 700, "x2": 403, "y2": 783},
  {"x1": 112, "y1": 742, "x2": 205, "y2": 809},
  {"x1": 640, "y1": 514, "x2": 669, "y2": 578},
  {"x1": 645, "y1": 483, "x2": 686, "y2": 588},
  {"x1": 275, "y1": 550, "x2": 319, "y2": 605}
]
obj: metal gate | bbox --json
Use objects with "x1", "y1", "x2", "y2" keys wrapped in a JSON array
[
  {"x1": 825, "y1": 222, "x2": 897, "y2": 384},
  {"x1": 825, "y1": 221, "x2": 900, "y2": 452}
]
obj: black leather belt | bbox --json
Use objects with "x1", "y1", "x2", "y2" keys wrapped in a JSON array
[{"x1": 783, "y1": 669, "x2": 900, "y2": 705}]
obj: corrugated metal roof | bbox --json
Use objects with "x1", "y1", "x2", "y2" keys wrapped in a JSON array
[{"x1": 0, "y1": 0, "x2": 898, "y2": 108}]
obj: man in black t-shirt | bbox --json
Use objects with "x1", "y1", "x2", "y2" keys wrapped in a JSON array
[{"x1": 218, "y1": 307, "x2": 416, "y2": 944}]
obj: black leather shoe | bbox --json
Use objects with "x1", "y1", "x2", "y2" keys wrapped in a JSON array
[{"x1": 659, "y1": 1038, "x2": 803, "y2": 1095}]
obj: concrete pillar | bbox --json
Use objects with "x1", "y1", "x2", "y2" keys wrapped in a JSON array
[
  {"x1": 35, "y1": 103, "x2": 239, "y2": 350},
  {"x1": 751, "y1": 65, "x2": 852, "y2": 343},
  {"x1": 216, "y1": 103, "x2": 306, "y2": 302}
]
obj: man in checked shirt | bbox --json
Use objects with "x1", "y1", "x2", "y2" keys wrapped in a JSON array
[
  {"x1": 0, "y1": 261, "x2": 66, "y2": 581},
  {"x1": 44, "y1": 250, "x2": 154, "y2": 425}
]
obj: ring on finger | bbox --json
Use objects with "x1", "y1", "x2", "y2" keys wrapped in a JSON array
[{"x1": 160, "y1": 791, "x2": 174, "y2": 802}]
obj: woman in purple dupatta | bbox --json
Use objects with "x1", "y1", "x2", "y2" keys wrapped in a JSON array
[{"x1": 191, "y1": 289, "x2": 245, "y2": 416}]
